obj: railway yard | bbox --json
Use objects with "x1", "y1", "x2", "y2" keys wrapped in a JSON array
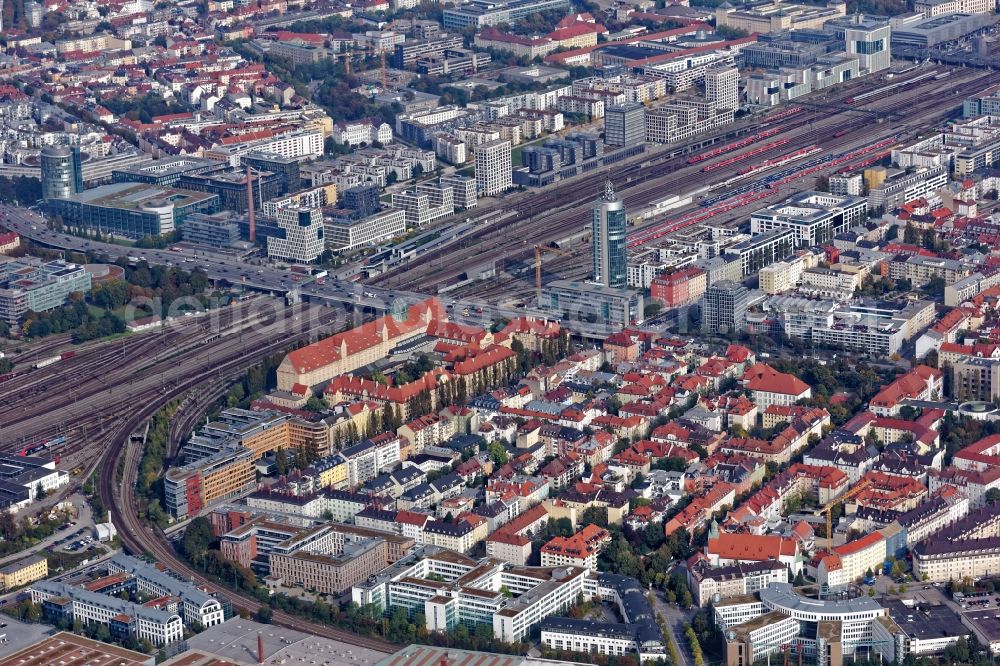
[
  {"x1": 1, "y1": 52, "x2": 997, "y2": 665},
  {"x1": 369, "y1": 65, "x2": 992, "y2": 302}
]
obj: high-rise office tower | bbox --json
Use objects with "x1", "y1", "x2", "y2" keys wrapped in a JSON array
[
  {"x1": 843, "y1": 16, "x2": 891, "y2": 74},
  {"x1": 474, "y1": 139, "x2": 512, "y2": 197},
  {"x1": 605, "y1": 103, "x2": 646, "y2": 148},
  {"x1": 703, "y1": 280, "x2": 750, "y2": 334},
  {"x1": 704, "y1": 64, "x2": 740, "y2": 113},
  {"x1": 592, "y1": 180, "x2": 627, "y2": 290},
  {"x1": 40, "y1": 145, "x2": 83, "y2": 201}
]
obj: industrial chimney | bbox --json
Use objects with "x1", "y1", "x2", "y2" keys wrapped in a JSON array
[{"x1": 258, "y1": 632, "x2": 264, "y2": 664}]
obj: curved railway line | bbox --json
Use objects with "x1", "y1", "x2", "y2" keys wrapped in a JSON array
[{"x1": 93, "y1": 309, "x2": 397, "y2": 654}]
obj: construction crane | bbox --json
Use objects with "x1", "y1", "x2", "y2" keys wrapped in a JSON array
[
  {"x1": 380, "y1": 50, "x2": 388, "y2": 90},
  {"x1": 334, "y1": 50, "x2": 353, "y2": 75},
  {"x1": 820, "y1": 478, "x2": 871, "y2": 548},
  {"x1": 534, "y1": 244, "x2": 575, "y2": 303}
]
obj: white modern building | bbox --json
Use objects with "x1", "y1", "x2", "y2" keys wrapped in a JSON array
[
  {"x1": 717, "y1": 583, "x2": 887, "y2": 666},
  {"x1": 106, "y1": 554, "x2": 225, "y2": 629},
  {"x1": 31, "y1": 580, "x2": 185, "y2": 646},
  {"x1": 750, "y1": 191, "x2": 867, "y2": 247},
  {"x1": 332, "y1": 120, "x2": 393, "y2": 147},
  {"x1": 326, "y1": 208, "x2": 406, "y2": 251},
  {"x1": 474, "y1": 140, "x2": 513, "y2": 197},
  {"x1": 266, "y1": 205, "x2": 325, "y2": 263}
]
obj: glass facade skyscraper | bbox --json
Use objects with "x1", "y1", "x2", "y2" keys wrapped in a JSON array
[
  {"x1": 592, "y1": 180, "x2": 627, "y2": 290},
  {"x1": 40, "y1": 145, "x2": 82, "y2": 202}
]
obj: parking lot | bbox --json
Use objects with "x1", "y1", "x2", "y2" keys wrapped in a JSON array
[
  {"x1": 955, "y1": 591, "x2": 1000, "y2": 610},
  {"x1": 53, "y1": 529, "x2": 97, "y2": 554}
]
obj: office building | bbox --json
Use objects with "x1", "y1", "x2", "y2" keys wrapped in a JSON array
[
  {"x1": 915, "y1": 0, "x2": 992, "y2": 14},
  {"x1": 892, "y1": 12, "x2": 990, "y2": 48},
  {"x1": 716, "y1": 0, "x2": 847, "y2": 34},
  {"x1": 705, "y1": 64, "x2": 740, "y2": 112},
  {"x1": 106, "y1": 553, "x2": 225, "y2": 629},
  {"x1": 181, "y1": 212, "x2": 243, "y2": 249},
  {"x1": 49, "y1": 182, "x2": 219, "y2": 239},
  {"x1": 750, "y1": 191, "x2": 867, "y2": 247},
  {"x1": 545, "y1": 279, "x2": 644, "y2": 328},
  {"x1": 0, "y1": 257, "x2": 92, "y2": 326},
  {"x1": 112, "y1": 157, "x2": 226, "y2": 187},
  {"x1": 592, "y1": 180, "x2": 628, "y2": 289},
  {"x1": 352, "y1": 546, "x2": 590, "y2": 644},
  {"x1": 442, "y1": 0, "x2": 571, "y2": 29},
  {"x1": 178, "y1": 170, "x2": 283, "y2": 214},
  {"x1": 264, "y1": 205, "x2": 324, "y2": 263},
  {"x1": 270, "y1": 537, "x2": 389, "y2": 595},
  {"x1": 604, "y1": 103, "x2": 646, "y2": 148},
  {"x1": 394, "y1": 34, "x2": 465, "y2": 68},
  {"x1": 833, "y1": 15, "x2": 892, "y2": 74},
  {"x1": 164, "y1": 446, "x2": 255, "y2": 520},
  {"x1": 244, "y1": 152, "x2": 301, "y2": 195},
  {"x1": 539, "y1": 573, "x2": 665, "y2": 661},
  {"x1": 440, "y1": 174, "x2": 478, "y2": 209},
  {"x1": 474, "y1": 140, "x2": 513, "y2": 197},
  {"x1": 0, "y1": 554, "x2": 47, "y2": 591},
  {"x1": 703, "y1": 281, "x2": 749, "y2": 334},
  {"x1": 341, "y1": 185, "x2": 382, "y2": 217},
  {"x1": 392, "y1": 185, "x2": 454, "y2": 227},
  {"x1": 718, "y1": 583, "x2": 888, "y2": 666},
  {"x1": 40, "y1": 145, "x2": 82, "y2": 202},
  {"x1": 31, "y1": 580, "x2": 184, "y2": 645},
  {"x1": 326, "y1": 208, "x2": 406, "y2": 251},
  {"x1": 165, "y1": 409, "x2": 329, "y2": 519}
]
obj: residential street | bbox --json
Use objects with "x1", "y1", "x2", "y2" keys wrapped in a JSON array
[{"x1": 651, "y1": 589, "x2": 697, "y2": 666}]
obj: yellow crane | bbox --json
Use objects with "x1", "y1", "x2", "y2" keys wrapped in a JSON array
[{"x1": 820, "y1": 478, "x2": 871, "y2": 548}]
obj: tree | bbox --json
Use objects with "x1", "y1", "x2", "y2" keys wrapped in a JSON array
[
  {"x1": 988, "y1": 488, "x2": 1000, "y2": 505},
  {"x1": 181, "y1": 516, "x2": 214, "y2": 561},
  {"x1": 275, "y1": 448, "x2": 288, "y2": 476},
  {"x1": 35, "y1": 483, "x2": 45, "y2": 501},
  {"x1": 305, "y1": 395, "x2": 328, "y2": 412},
  {"x1": 487, "y1": 441, "x2": 509, "y2": 465},
  {"x1": 256, "y1": 605, "x2": 273, "y2": 623}
]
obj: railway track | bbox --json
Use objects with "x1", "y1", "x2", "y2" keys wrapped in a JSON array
[
  {"x1": 95, "y1": 310, "x2": 396, "y2": 654},
  {"x1": 382, "y1": 67, "x2": 984, "y2": 293},
  {"x1": 460, "y1": 70, "x2": 987, "y2": 301},
  {"x1": 0, "y1": 303, "x2": 335, "y2": 456}
]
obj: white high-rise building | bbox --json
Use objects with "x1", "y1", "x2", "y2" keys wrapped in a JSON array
[
  {"x1": 843, "y1": 15, "x2": 891, "y2": 74},
  {"x1": 705, "y1": 64, "x2": 739, "y2": 113},
  {"x1": 474, "y1": 139, "x2": 512, "y2": 197},
  {"x1": 267, "y1": 205, "x2": 325, "y2": 263}
]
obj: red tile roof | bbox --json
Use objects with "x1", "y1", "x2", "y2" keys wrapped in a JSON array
[
  {"x1": 743, "y1": 363, "x2": 810, "y2": 397},
  {"x1": 707, "y1": 533, "x2": 797, "y2": 562},
  {"x1": 288, "y1": 299, "x2": 442, "y2": 374},
  {"x1": 833, "y1": 531, "x2": 884, "y2": 557}
]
